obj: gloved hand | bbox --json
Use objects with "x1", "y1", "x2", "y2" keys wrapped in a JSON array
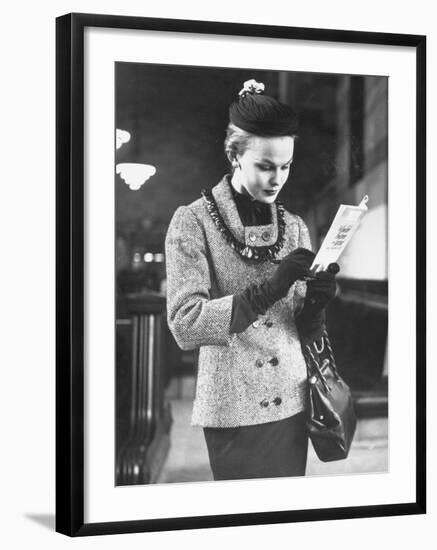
[
  {"x1": 266, "y1": 248, "x2": 315, "y2": 301},
  {"x1": 230, "y1": 248, "x2": 315, "y2": 325},
  {"x1": 295, "y1": 263, "x2": 340, "y2": 343},
  {"x1": 304, "y1": 263, "x2": 339, "y2": 312}
]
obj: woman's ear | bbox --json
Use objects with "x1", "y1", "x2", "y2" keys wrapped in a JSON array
[
  {"x1": 230, "y1": 153, "x2": 241, "y2": 170},
  {"x1": 227, "y1": 151, "x2": 236, "y2": 165},
  {"x1": 227, "y1": 151, "x2": 240, "y2": 171}
]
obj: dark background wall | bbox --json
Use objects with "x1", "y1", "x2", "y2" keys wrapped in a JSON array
[
  {"x1": 116, "y1": 65, "x2": 277, "y2": 235},
  {"x1": 115, "y1": 64, "x2": 356, "y2": 252}
]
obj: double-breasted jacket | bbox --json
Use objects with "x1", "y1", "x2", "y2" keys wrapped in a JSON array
[{"x1": 165, "y1": 175, "x2": 311, "y2": 427}]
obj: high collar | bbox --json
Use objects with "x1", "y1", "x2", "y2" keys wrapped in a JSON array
[
  {"x1": 229, "y1": 178, "x2": 266, "y2": 204},
  {"x1": 211, "y1": 174, "x2": 279, "y2": 247}
]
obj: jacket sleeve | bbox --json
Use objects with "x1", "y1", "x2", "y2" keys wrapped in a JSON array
[
  {"x1": 293, "y1": 216, "x2": 312, "y2": 316},
  {"x1": 165, "y1": 205, "x2": 234, "y2": 350}
]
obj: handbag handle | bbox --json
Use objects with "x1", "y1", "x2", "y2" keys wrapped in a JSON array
[
  {"x1": 304, "y1": 331, "x2": 340, "y2": 390},
  {"x1": 322, "y1": 330, "x2": 340, "y2": 379},
  {"x1": 304, "y1": 344, "x2": 331, "y2": 392}
]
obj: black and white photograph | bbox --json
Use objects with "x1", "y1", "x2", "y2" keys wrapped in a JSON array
[
  {"x1": 54, "y1": 12, "x2": 425, "y2": 536},
  {"x1": 1, "y1": 0, "x2": 432, "y2": 546},
  {"x1": 114, "y1": 63, "x2": 388, "y2": 486}
]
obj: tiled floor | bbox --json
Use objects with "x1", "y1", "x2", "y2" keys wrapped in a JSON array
[{"x1": 156, "y1": 398, "x2": 388, "y2": 484}]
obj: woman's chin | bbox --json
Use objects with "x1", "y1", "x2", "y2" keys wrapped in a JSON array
[{"x1": 259, "y1": 192, "x2": 278, "y2": 202}]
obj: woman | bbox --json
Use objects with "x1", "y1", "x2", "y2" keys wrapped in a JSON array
[{"x1": 165, "y1": 79, "x2": 337, "y2": 481}]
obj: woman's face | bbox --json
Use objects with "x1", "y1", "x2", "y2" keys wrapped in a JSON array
[{"x1": 235, "y1": 135, "x2": 295, "y2": 203}]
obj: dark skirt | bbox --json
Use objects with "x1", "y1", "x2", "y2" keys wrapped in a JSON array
[{"x1": 203, "y1": 411, "x2": 308, "y2": 481}]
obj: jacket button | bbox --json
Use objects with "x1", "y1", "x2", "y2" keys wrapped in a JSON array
[
  {"x1": 255, "y1": 359, "x2": 264, "y2": 368},
  {"x1": 260, "y1": 399, "x2": 269, "y2": 408},
  {"x1": 248, "y1": 232, "x2": 257, "y2": 242},
  {"x1": 252, "y1": 320, "x2": 260, "y2": 328},
  {"x1": 268, "y1": 357, "x2": 279, "y2": 366},
  {"x1": 273, "y1": 397, "x2": 282, "y2": 406},
  {"x1": 264, "y1": 320, "x2": 273, "y2": 328},
  {"x1": 262, "y1": 231, "x2": 271, "y2": 241}
]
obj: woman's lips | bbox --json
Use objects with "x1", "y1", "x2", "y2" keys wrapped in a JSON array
[{"x1": 264, "y1": 189, "x2": 277, "y2": 195}]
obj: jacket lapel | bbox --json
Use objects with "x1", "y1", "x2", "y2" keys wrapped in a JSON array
[{"x1": 211, "y1": 175, "x2": 278, "y2": 247}]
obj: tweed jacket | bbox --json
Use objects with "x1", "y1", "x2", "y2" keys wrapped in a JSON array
[{"x1": 165, "y1": 175, "x2": 312, "y2": 428}]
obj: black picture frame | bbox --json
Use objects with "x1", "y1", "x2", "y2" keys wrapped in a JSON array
[{"x1": 56, "y1": 12, "x2": 426, "y2": 537}]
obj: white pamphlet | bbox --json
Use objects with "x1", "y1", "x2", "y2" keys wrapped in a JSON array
[{"x1": 310, "y1": 196, "x2": 369, "y2": 273}]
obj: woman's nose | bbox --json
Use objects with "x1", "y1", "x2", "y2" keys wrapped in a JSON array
[{"x1": 270, "y1": 168, "x2": 283, "y2": 186}]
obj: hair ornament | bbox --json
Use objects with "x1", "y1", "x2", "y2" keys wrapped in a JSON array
[{"x1": 238, "y1": 79, "x2": 265, "y2": 98}]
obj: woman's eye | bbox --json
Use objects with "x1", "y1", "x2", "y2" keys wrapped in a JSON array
[{"x1": 257, "y1": 164, "x2": 291, "y2": 171}]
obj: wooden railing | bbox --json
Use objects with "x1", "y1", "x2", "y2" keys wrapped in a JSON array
[{"x1": 116, "y1": 291, "x2": 172, "y2": 485}]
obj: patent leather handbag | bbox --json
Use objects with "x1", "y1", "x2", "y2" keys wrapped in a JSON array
[{"x1": 303, "y1": 330, "x2": 357, "y2": 462}]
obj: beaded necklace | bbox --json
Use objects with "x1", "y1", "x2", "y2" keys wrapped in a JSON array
[{"x1": 200, "y1": 187, "x2": 286, "y2": 262}]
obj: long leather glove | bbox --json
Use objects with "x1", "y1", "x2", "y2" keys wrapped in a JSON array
[
  {"x1": 266, "y1": 248, "x2": 315, "y2": 302},
  {"x1": 295, "y1": 264, "x2": 339, "y2": 343},
  {"x1": 230, "y1": 248, "x2": 314, "y2": 334}
]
